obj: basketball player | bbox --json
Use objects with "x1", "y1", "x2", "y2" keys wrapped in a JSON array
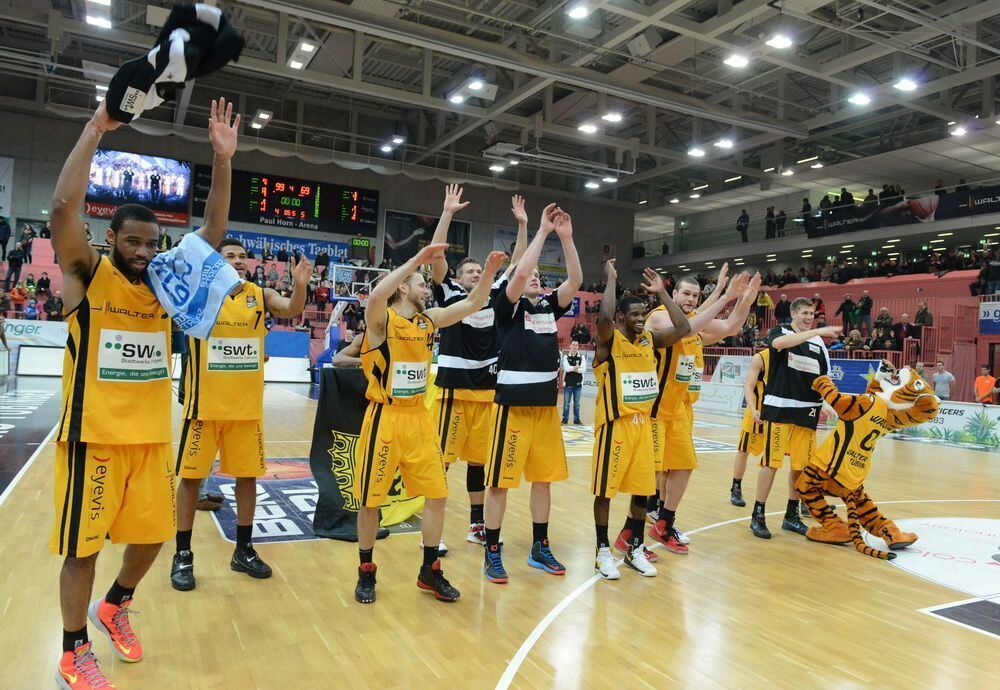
[
  {"x1": 354, "y1": 242, "x2": 506, "y2": 604},
  {"x1": 642, "y1": 266, "x2": 759, "y2": 554},
  {"x1": 592, "y1": 259, "x2": 690, "y2": 580},
  {"x1": 482, "y1": 204, "x2": 582, "y2": 584},
  {"x1": 170, "y1": 238, "x2": 312, "y2": 591},
  {"x1": 428, "y1": 186, "x2": 527, "y2": 547},
  {"x1": 728, "y1": 349, "x2": 770, "y2": 506},
  {"x1": 751, "y1": 297, "x2": 840, "y2": 539},
  {"x1": 50, "y1": 98, "x2": 238, "y2": 689}
]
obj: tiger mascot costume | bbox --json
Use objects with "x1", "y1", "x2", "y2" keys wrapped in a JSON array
[{"x1": 794, "y1": 360, "x2": 939, "y2": 561}]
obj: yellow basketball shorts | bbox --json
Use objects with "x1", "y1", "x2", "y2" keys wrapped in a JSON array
[
  {"x1": 591, "y1": 414, "x2": 656, "y2": 498},
  {"x1": 761, "y1": 421, "x2": 815, "y2": 470},
  {"x1": 432, "y1": 390, "x2": 492, "y2": 465},
  {"x1": 485, "y1": 404, "x2": 569, "y2": 488},
  {"x1": 355, "y1": 403, "x2": 448, "y2": 508},
  {"x1": 51, "y1": 441, "x2": 176, "y2": 558},
  {"x1": 176, "y1": 418, "x2": 266, "y2": 479},
  {"x1": 738, "y1": 409, "x2": 766, "y2": 457},
  {"x1": 651, "y1": 403, "x2": 697, "y2": 471}
]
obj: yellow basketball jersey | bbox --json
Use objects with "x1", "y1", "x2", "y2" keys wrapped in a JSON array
[
  {"x1": 362, "y1": 307, "x2": 435, "y2": 407},
  {"x1": 182, "y1": 281, "x2": 267, "y2": 420},
  {"x1": 648, "y1": 305, "x2": 704, "y2": 421},
  {"x1": 593, "y1": 330, "x2": 658, "y2": 428},
  {"x1": 751, "y1": 349, "x2": 771, "y2": 414},
  {"x1": 812, "y1": 394, "x2": 892, "y2": 490},
  {"x1": 58, "y1": 256, "x2": 172, "y2": 444}
]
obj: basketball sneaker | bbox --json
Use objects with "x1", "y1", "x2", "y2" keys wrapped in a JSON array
[
  {"x1": 231, "y1": 545, "x2": 272, "y2": 579},
  {"x1": 675, "y1": 528, "x2": 691, "y2": 545},
  {"x1": 56, "y1": 642, "x2": 115, "y2": 689},
  {"x1": 647, "y1": 521, "x2": 689, "y2": 555},
  {"x1": 528, "y1": 539, "x2": 566, "y2": 575},
  {"x1": 730, "y1": 487, "x2": 746, "y2": 507},
  {"x1": 484, "y1": 542, "x2": 509, "y2": 583},
  {"x1": 170, "y1": 551, "x2": 195, "y2": 591},
  {"x1": 624, "y1": 544, "x2": 658, "y2": 577},
  {"x1": 355, "y1": 563, "x2": 377, "y2": 604},
  {"x1": 466, "y1": 523, "x2": 486, "y2": 546},
  {"x1": 612, "y1": 529, "x2": 658, "y2": 562},
  {"x1": 417, "y1": 560, "x2": 460, "y2": 602},
  {"x1": 750, "y1": 516, "x2": 772, "y2": 539},
  {"x1": 418, "y1": 539, "x2": 449, "y2": 557},
  {"x1": 594, "y1": 546, "x2": 620, "y2": 580},
  {"x1": 88, "y1": 598, "x2": 142, "y2": 663},
  {"x1": 781, "y1": 515, "x2": 808, "y2": 535}
]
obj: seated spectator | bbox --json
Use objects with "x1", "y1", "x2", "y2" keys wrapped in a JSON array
[
  {"x1": 22, "y1": 298, "x2": 38, "y2": 321},
  {"x1": 23, "y1": 273, "x2": 36, "y2": 297},
  {"x1": 874, "y1": 306, "x2": 893, "y2": 331},
  {"x1": 828, "y1": 335, "x2": 846, "y2": 351},
  {"x1": 252, "y1": 265, "x2": 266, "y2": 287},
  {"x1": 797, "y1": 268, "x2": 808, "y2": 283},
  {"x1": 266, "y1": 263, "x2": 280, "y2": 284},
  {"x1": 975, "y1": 365, "x2": 998, "y2": 404},
  {"x1": 36, "y1": 272, "x2": 51, "y2": 298},
  {"x1": 336, "y1": 328, "x2": 355, "y2": 353},
  {"x1": 815, "y1": 314, "x2": 828, "y2": 329},
  {"x1": 812, "y1": 293, "x2": 825, "y2": 318},
  {"x1": 570, "y1": 321, "x2": 591, "y2": 344},
  {"x1": 891, "y1": 313, "x2": 918, "y2": 342},
  {"x1": 9, "y1": 283, "x2": 28, "y2": 316},
  {"x1": 44, "y1": 291, "x2": 64, "y2": 321},
  {"x1": 844, "y1": 329, "x2": 864, "y2": 350}
]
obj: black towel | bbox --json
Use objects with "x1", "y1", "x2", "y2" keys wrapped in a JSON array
[{"x1": 105, "y1": 4, "x2": 244, "y2": 123}]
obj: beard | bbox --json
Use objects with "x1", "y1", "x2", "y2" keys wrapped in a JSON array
[{"x1": 111, "y1": 244, "x2": 147, "y2": 282}]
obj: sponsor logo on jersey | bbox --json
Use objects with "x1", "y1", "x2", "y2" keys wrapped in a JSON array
[{"x1": 97, "y1": 329, "x2": 169, "y2": 381}]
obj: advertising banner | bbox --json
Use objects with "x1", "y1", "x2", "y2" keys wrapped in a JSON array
[
  {"x1": 221, "y1": 228, "x2": 349, "y2": 262},
  {"x1": 979, "y1": 302, "x2": 1000, "y2": 335},
  {"x1": 86, "y1": 149, "x2": 191, "y2": 226},
  {"x1": 3, "y1": 318, "x2": 68, "y2": 347},
  {"x1": 494, "y1": 225, "x2": 566, "y2": 285},
  {"x1": 693, "y1": 381, "x2": 745, "y2": 415},
  {"x1": 894, "y1": 401, "x2": 1000, "y2": 450},
  {"x1": 384, "y1": 210, "x2": 469, "y2": 266}
]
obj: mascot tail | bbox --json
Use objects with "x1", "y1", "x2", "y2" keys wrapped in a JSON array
[{"x1": 843, "y1": 493, "x2": 896, "y2": 561}]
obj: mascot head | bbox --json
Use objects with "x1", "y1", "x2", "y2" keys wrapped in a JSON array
[{"x1": 873, "y1": 360, "x2": 938, "y2": 410}]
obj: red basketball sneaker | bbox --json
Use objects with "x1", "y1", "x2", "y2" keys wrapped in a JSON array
[
  {"x1": 613, "y1": 528, "x2": 658, "y2": 562},
  {"x1": 647, "y1": 520, "x2": 689, "y2": 555},
  {"x1": 88, "y1": 599, "x2": 142, "y2": 662},
  {"x1": 56, "y1": 642, "x2": 115, "y2": 689}
]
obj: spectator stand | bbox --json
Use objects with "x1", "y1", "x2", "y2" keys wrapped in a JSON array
[{"x1": 314, "y1": 263, "x2": 388, "y2": 367}]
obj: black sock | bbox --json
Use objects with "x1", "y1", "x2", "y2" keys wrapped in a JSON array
[
  {"x1": 105, "y1": 579, "x2": 135, "y2": 607},
  {"x1": 660, "y1": 509, "x2": 676, "y2": 532},
  {"x1": 596, "y1": 524, "x2": 609, "y2": 548},
  {"x1": 645, "y1": 494, "x2": 658, "y2": 513},
  {"x1": 753, "y1": 500, "x2": 766, "y2": 517},
  {"x1": 63, "y1": 627, "x2": 88, "y2": 653},
  {"x1": 176, "y1": 529, "x2": 192, "y2": 554},
  {"x1": 470, "y1": 504, "x2": 484, "y2": 525},
  {"x1": 732, "y1": 478, "x2": 742, "y2": 490},
  {"x1": 422, "y1": 544, "x2": 439, "y2": 568},
  {"x1": 785, "y1": 499, "x2": 799, "y2": 519},
  {"x1": 626, "y1": 518, "x2": 644, "y2": 547},
  {"x1": 359, "y1": 547, "x2": 373, "y2": 565},
  {"x1": 485, "y1": 527, "x2": 501, "y2": 549},
  {"x1": 467, "y1": 464, "x2": 486, "y2": 493},
  {"x1": 657, "y1": 504, "x2": 669, "y2": 523},
  {"x1": 532, "y1": 522, "x2": 548, "y2": 544},
  {"x1": 236, "y1": 524, "x2": 252, "y2": 550}
]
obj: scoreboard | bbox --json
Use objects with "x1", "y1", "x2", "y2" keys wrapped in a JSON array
[{"x1": 192, "y1": 165, "x2": 379, "y2": 237}]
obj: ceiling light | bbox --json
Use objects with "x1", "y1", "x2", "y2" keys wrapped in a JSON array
[
  {"x1": 489, "y1": 164, "x2": 506, "y2": 172},
  {"x1": 984, "y1": 232, "x2": 1000, "y2": 237},
  {"x1": 601, "y1": 112, "x2": 623, "y2": 123},
  {"x1": 585, "y1": 181, "x2": 600, "y2": 189},
  {"x1": 839, "y1": 249, "x2": 851, "y2": 253},
  {"x1": 380, "y1": 144, "x2": 393, "y2": 153},
  {"x1": 468, "y1": 80, "x2": 484, "y2": 91},
  {"x1": 811, "y1": 162, "x2": 824, "y2": 169},
  {"x1": 781, "y1": 169, "x2": 794, "y2": 176},
  {"x1": 602, "y1": 176, "x2": 618, "y2": 183},
  {"x1": 687, "y1": 147, "x2": 706, "y2": 157},
  {"x1": 85, "y1": 15, "x2": 112, "y2": 29},
  {"x1": 766, "y1": 258, "x2": 777, "y2": 262},
  {"x1": 887, "y1": 252, "x2": 899, "y2": 257},
  {"x1": 578, "y1": 123, "x2": 598, "y2": 134},
  {"x1": 929, "y1": 239, "x2": 944, "y2": 243},
  {"x1": 886, "y1": 238, "x2": 900, "y2": 243},
  {"x1": 724, "y1": 54, "x2": 750, "y2": 68},
  {"x1": 692, "y1": 184, "x2": 709, "y2": 191},
  {"x1": 290, "y1": 59, "x2": 306, "y2": 70},
  {"x1": 796, "y1": 156, "x2": 818, "y2": 164},
  {"x1": 95, "y1": 94, "x2": 104, "y2": 102},
  {"x1": 255, "y1": 110, "x2": 271, "y2": 121},
  {"x1": 765, "y1": 34, "x2": 793, "y2": 49},
  {"x1": 893, "y1": 77, "x2": 917, "y2": 91},
  {"x1": 937, "y1": 232, "x2": 953, "y2": 237},
  {"x1": 766, "y1": 254, "x2": 776, "y2": 257},
  {"x1": 881, "y1": 245, "x2": 895, "y2": 249},
  {"x1": 508, "y1": 159, "x2": 519, "y2": 166},
  {"x1": 638, "y1": 199, "x2": 647, "y2": 204},
  {"x1": 763, "y1": 167, "x2": 775, "y2": 172},
  {"x1": 714, "y1": 138, "x2": 734, "y2": 149},
  {"x1": 449, "y1": 94, "x2": 465, "y2": 104},
  {"x1": 947, "y1": 121, "x2": 956, "y2": 126},
  {"x1": 391, "y1": 135, "x2": 405, "y2": 145},
  {"x1": 95, "y1": 84, "x2": 108, "y2": 92},
  {"x1": 689, "y1": 193, "x2": 701, "y2": 199},
  {"x1": 251, "y1": 122, "x2": 263, "y2": 130},
  {"x1": 724, "y1": 175, "x2": 742, "y2": 183},
  {"x1": 566, "y1": 2, "x2": 591, "y2": 19},
  {"x1": 87, "y1": 0, "x2": 112, "y2": 5},
  {"x1": 950, "y1": 125, "x2": 967, "y2": 136},
  {"x1": 842, "y1": 244, "x2": 854, "y2": 248},
  {"x1": 669, "y1": 198, "x2": 680, "y2": 204},
  {"x1": 848, "y1": 92, "x2": 871, "y2": 106},
  {"x1": 300, "y1": 42, "x2": 316, "y2": 53}
]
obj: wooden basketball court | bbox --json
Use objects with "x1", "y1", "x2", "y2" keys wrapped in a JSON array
[{"x1": 1, "y1": 384, "x2": 997, "y2": 689}]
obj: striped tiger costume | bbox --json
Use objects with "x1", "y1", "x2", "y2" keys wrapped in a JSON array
[{"x1": 794, "y1": 362, "x2": 939, "y2": 560}]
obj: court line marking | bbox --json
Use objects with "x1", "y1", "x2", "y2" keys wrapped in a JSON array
[
  {"x1": 0, "y1": 423, "x2": 58, "y2": 508},
  {"x1": 919, "y1": 595, "x2": 1000, "y2": 642},
  {"x1": 495, "y1": 498, "x2": 1000, "y2": 690}
]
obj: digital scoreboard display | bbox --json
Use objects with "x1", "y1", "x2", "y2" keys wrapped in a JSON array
[{"x1": 192, "y1": 166, "x2": 379, "y2": 237}]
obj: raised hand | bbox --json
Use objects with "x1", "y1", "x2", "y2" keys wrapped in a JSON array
[
  {"x1": 553, "y1": 209, "x2": 574, "y2": 239},
  {"x1": 415, "y1": 242, "x2": 450, "y2": 265},
  {"x1": 605, "y1": 258, "x2": 617, "y2": 281},
  {"x1": 723, "y1": 271, "x2": 750, "y2": 300},
  {"x1": 483, "y1": 250, "x2": 507, "y2": 277},
  {"x1": 538, "y1": 203, "x2": 558, "y2": 234},
  {"x1": 640, "y1": 267, "x2": 664, "y2": 295},
  {"x1": 90, "y1": 101, "x2": 122, "y2": 134},
  {"x1": 292, "y1": 257, "x2": 313, "y2": 286},
  {"x1": 816, "y1": 325, "x2": 843, "y2": 339},
  {"x1": 443, "y1": 183, "x2": 470, "y2": 215},
  {"x1": 716, "y1": 262, "x2": 730, "y2": 291},
  {"x1": 208, "y1": 97, "x2": 240, "y2": 158},
  {"x1": 511, "y1": 195, "x2": 528, "y2": 225}
]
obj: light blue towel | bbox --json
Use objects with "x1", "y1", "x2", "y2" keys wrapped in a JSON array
[{"x1": 145, "y1": 233, "x2": 240, "y2": 339}]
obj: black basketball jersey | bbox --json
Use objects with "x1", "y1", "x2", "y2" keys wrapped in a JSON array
[
  {"x1": 431, "y1": 275, "x2": 505, "y2": 391},
  {"x1": 761, "y1": 325, "x2": 830, "y2": 428},
  {"x1": 494, "y1": 288, "x2": 571, "y2": 406}
]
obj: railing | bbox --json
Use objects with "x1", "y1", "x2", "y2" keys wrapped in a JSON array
[
  {"x1": 920, "y1": 326, "x2": 939, "y2": 364},
  {"x1": 956, "y1": 303, "x2": 977, "y2": 342},
  {"x1": 702, "y1": 347, "x2": 753, "y2": 380},
  {"x1": 633, "y1": 174, "x2": 1000, "y2": 258}
]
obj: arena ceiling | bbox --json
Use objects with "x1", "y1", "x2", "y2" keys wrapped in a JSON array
[{"x1": 0, "y1": 0, "x2": 998, "y2": 213}]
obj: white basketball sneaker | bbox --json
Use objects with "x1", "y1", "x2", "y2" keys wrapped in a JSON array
[
  {"x1": 624, "y1": 544, "x2": 658, "y2": 577},
  {"x1": 594, "y1": 546, "x2": 621, "y2": 580},
  {"x1": 418, "y1": 539, "x2": 448, "y2": 557}
]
